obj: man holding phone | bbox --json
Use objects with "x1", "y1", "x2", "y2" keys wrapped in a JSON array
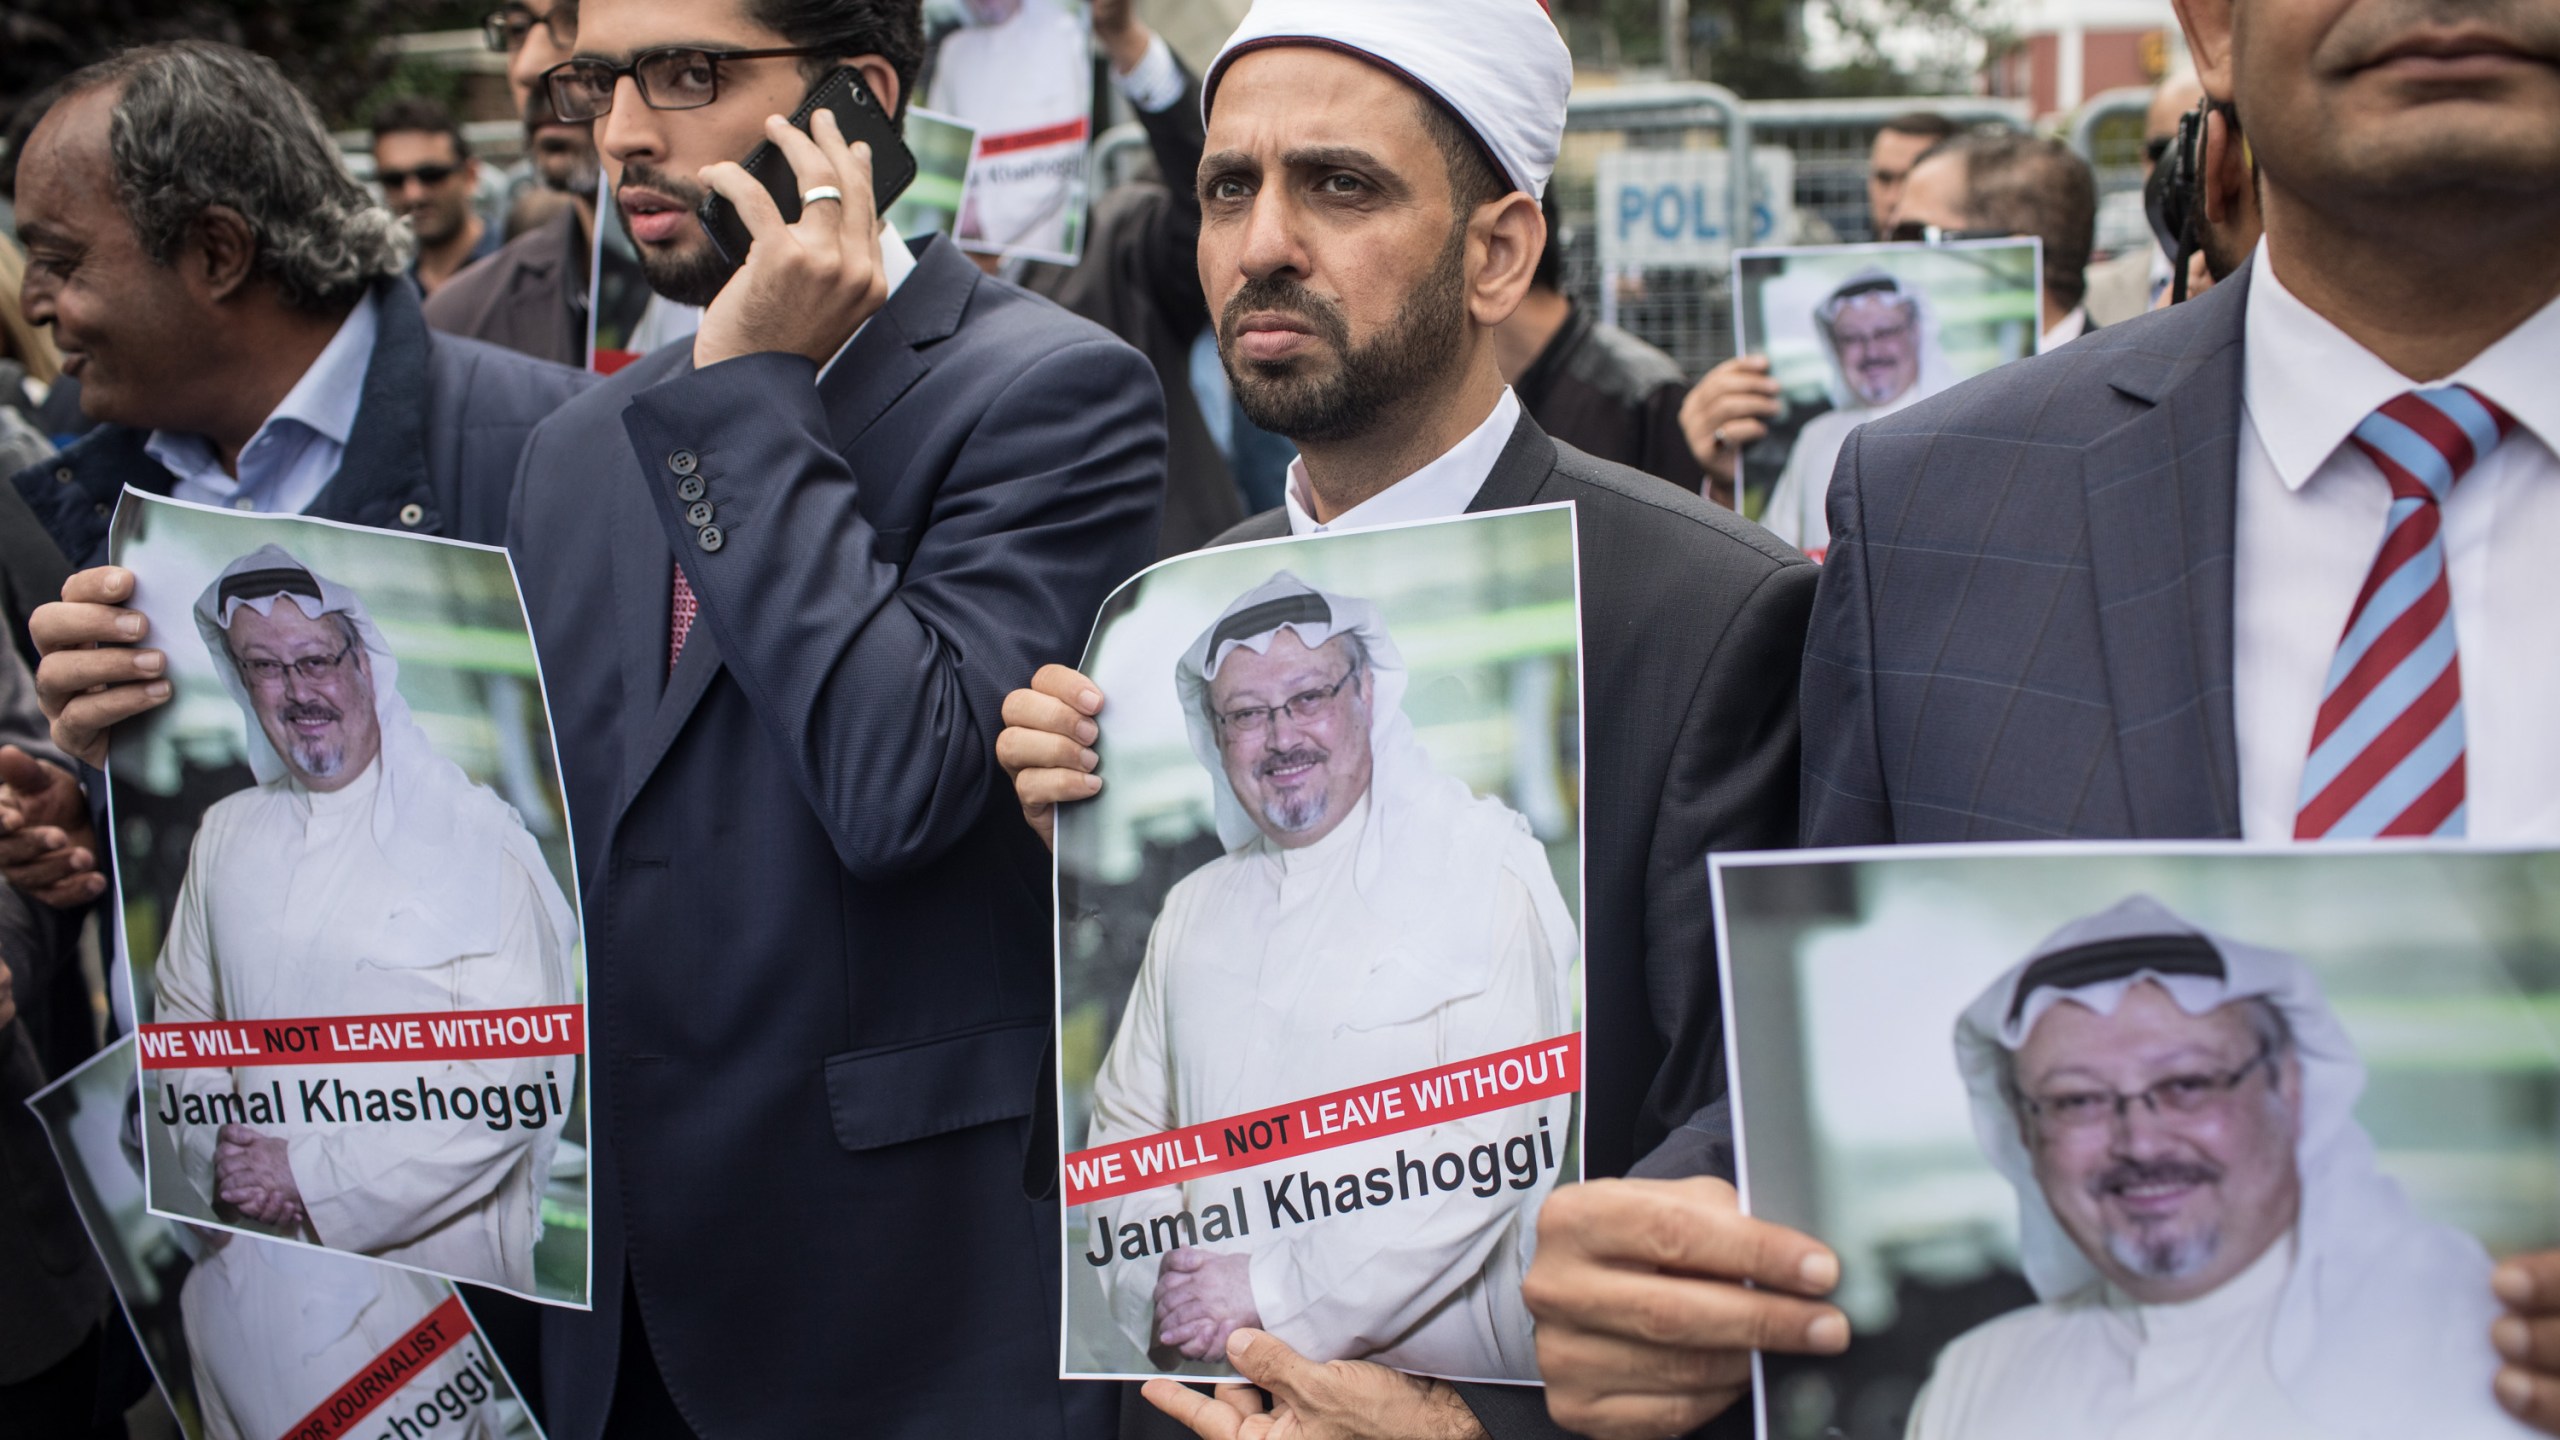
[{"x1": 506, "y1": 0, "x2": 1167, "y2": 1436}]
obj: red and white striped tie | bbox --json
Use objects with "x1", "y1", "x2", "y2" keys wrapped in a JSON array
[{"x1": 2293, "y1": 385, "x2": 2514, "y2": 839}]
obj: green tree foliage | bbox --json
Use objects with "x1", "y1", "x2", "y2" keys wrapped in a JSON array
[{"x1": 0, "y1": 0, "x2": 490, "y2": 134}]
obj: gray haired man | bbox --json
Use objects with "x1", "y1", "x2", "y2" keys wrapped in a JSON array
[{"x1": 12, "y1": 42, "x2": 590, "y2": 906}]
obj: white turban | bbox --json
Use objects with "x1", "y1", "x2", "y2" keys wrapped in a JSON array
[
  {"x1": 1205, "y1": 0, "x2": 1572, "y2": 201},
  {"x1": 194, "y1": 544, "x2": 573, "y2": 964},
  {"x1": 1954, "y1": 894, "x2": 2503, "y2": 1435}
]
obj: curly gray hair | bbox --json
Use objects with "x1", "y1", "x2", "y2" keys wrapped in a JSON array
[{"x1": 60, "y1": 41, "x2": 410, "y2": 313}]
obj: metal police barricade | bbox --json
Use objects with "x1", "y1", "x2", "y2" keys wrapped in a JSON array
[
  {"x1": 1089, "y1": 121, "x2": 1155, "y2": 205},
  {"x1": 2069, "y1": 85, "x2": 2160, "y2": 258},
  {"x1": 1555, "y1": 82, "x2": 1758, "y2": 380},
  {"x1": 1742, "y1": 96, "x2": 2029, "y2": 245}
]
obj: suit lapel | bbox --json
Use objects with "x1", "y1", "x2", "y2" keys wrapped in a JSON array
[
  {"x1": 820, "y1": 236, "x2": 971, "y2": 451},
  {"x1": 2080, "y1": 266, "x2": 2252, "y2": 837},
  {"x1": 1464, "y1": 412, "x2": 1561, "y2": 513}
]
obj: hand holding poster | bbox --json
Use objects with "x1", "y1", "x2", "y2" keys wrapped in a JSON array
[
  {"x1": 1730, "y1": 239, "x2": 2040, "y2": 554},
  {"x1": 28, "y1": 1037, "x2": 545, "y2": 1440},
  {"x1": 107, "y1": 494, "x2": 589, "y2": 1306},
  {"x1": 1713, "y1": 844, "x2": 2558, "y2": 1440},
  {"x1": 1057, "y1": 508, "x2": 1585, "y2": 1384}
]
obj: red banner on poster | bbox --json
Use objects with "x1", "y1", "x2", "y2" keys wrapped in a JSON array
[
  {"x1": 137, "y1": 1006, "x2": 584, "y2": 1070},
  {"x1": 274, "y1": 1294, "x2": 474, "y2": 1440},
  {"x1": 1064, "y1": 1033, "x2": 1579, "y2": 1206}
]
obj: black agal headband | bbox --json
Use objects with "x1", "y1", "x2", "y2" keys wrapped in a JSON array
[
  {"x1": 1209, "y1": 592, "x2": 1332, "y2": 659},
  {"x1": 2006, "y1": 932, "x2": 2225, "y2": 1025},
  {"x1": 216, "y1": 566, "x2": 323, "y2": 614}
]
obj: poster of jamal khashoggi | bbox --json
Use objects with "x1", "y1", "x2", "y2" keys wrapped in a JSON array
[
  {"x1": 29, "y1": 1036, "x2": 548, "y2": 1440},
  {"x1": 106, "y1": 491, "x2": 589, "y2": 1308},
  {"x1": 1054, "y1": 505, "x2": 1586, "y2": 1385}
]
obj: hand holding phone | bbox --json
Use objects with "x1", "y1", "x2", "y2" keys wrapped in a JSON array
[
  {"x1": 699, "y1": 66, "x2": 916, "y2": 270},
  {"x1": 692, "y1": 103, "x2": 897, "y2": 371}
]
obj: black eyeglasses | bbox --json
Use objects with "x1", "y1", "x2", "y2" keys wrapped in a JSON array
[
  {"x1": 543, "y1": 46, "x2": 829, "y2": 123},
  {"x1": 483, "y1": 4, "x2": 574, "y2": 53},
  {"x1": 239, "y1": 640, "x2": 358, "y2": 690},
  {"x1": 377, "y1": 163, "x2": 461, "y2": 191},
  {"x1": 1884, "y1": 221, "x2": 2014, "y2": 244},
  {"x1": 2144, "y1": 135, "x2": 2176, "y2": 166}
]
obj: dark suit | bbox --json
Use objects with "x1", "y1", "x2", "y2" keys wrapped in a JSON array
[
  {"x1": 1799, "y1": 264, "x2": 2254, "y2": 848},
  {"x1": 11, "y1": 275, "x2": 592, "y2": 564},
  {"x1": 510, "y1": 234, "x2": 1165, "y2": 1439},
  {"x1": 1200, "y1": 414, "x2": 1813, "y2": 1440}
]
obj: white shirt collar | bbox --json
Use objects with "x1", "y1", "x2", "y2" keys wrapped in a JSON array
[
  {"x1": 816, "y1": 219, "x2": 917, "y2": 385},
  {"x1": 145, "y1": 287, "x2": 378, "y2": 475},
  {"x1": 2244, "y1": 239, "x2": 2560, "y2": 492},
  {"x1": 1284, "y1": 388, "x2": 1521, "y2": 535},
  {"x1": 2039, "y1": 305, "x2": 2090, "y2": 352}
]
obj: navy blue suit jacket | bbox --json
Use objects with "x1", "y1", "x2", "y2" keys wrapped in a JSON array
[
  {"x1": 1801, "y1": 264, "x2": 2253, "y2": 845},
  {"x1": 509, "y1": 235, "x2": 1164, "y2": 1439},
  {"x1": 11, "y1": 276, "x2": 589, "y2": 562}
]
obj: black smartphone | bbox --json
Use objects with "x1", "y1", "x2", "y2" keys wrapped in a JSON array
[{"x1": 697, "y1": 66, "x2": 919, "y2": 271}]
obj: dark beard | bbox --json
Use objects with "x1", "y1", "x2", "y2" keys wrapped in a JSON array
[
  {"x1": 1218, "y1": 222, "x2": 1469, "y2": 445},
  {"x1": 617, "y1": 164, "x2": 735, "y2": 307}
]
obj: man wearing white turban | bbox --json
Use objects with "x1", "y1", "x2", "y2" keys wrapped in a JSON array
[
  {"x1": 1000, "y1": 0, "x2": 1836, "y2": 1431},
  {"x1": 151, "y1": 544, "x2": 576, "y2": 1295},
  {"x1": 1758, "y1": 270, "x2": 1957, "y2": 560},
  {"x1": 1913, "y1": 895, "x2": 2525, "y2": 1440},
  {"x1": 1084, "y1": 572, "x2": 1577, "y2": 1382}
]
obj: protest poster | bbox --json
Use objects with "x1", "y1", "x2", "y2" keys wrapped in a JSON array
[
  {"x1": 106, "y1": 492, "x2": 589, "y2": 1307},
  {"x1": 1055, "y1": 506, "x2": 1585, "y2": 1384},
  {"x1": 924, "y1": 0, "x2": 1092, "y2": 264},
  {"x1": 1713, "y1": 842, "x2": 2560, "y2": 1440},
  {"x1": 883, "y1": 106, "x2": 979, "y2": 241},
  {"x1": 29, "y1": 1036, "x2": 546, "y2": 1440},
  {"x1": 1729, "y1": 238, "x2": 2040, "y2": 554}
]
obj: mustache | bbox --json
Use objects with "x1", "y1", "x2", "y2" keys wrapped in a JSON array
[
  {"x1": 1220, "y1": 277, "x2": 1352, "y2": 357},
  {"x1": 2093, "y1": 1158, "x2": 2222, "y2": 1198},
  {"x1": 276, "y1": 700, "x2": 341, "y2": 725},
  {"x1": 617, "y1": 163, "x2": 707, "y2": 209},
  {"x1": 1257, "y1": 744, "x2": 1328, "y2": 777}
]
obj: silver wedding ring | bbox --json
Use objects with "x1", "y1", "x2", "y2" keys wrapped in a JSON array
[{"x1": 800, "y1": 186, "x2": 845, "y2": 207}]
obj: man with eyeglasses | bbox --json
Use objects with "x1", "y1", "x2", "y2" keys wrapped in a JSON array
[
  {"x1": 502, "y1": 0, "x2": 1163, "y2": 1435},
  {"x1": 1917, "y1": 895, "x2": 2523, "y2": 1440},
  {"x1": 427, "y1": 0, "x2": 658, "y2": 366},
  {"x1": 1889, "y1": 131, "x2": 2101, "y2": 351},
  {"x1": 1083, "y1": 573, "x2": 1575, "y2": 1380},
  {"x1": 152, "y1": 545, "x2": 576, "y2": 1294},
  {"x1": 370, "y1": 99, "x2": 500, "y2": 298}
]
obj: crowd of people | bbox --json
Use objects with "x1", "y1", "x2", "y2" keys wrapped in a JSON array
[{"x1": 0, "y1": 0, "x2": 2554, "y2": 1435}]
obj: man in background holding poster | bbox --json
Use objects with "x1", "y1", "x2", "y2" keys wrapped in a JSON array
[
  {"x1": 154, "y1": 547, "x2": 576, "y2": 1295},
  {"x1": 1085, "y1": 572, "x2": 1575, "y2": 1378},
  {"x1": 1000, "y1": 0, "x2": 1835, "y2": 1432},
  {"x1": 1918, "y1": 895, "x2": 2521, "y2": 1440},
  {"x1": 931, "y1": 0, "x2": 1091, "y2": 259}
]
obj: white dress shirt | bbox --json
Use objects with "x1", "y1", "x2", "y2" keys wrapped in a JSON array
[
  {"x1": 1284, "y1": 389, "x2": 1521, "y2": 535},
  {"x1": 2039, "y1": 304, "x2": 2092, "y2": 352},
  {"x1": 146, "y1": 289, "x2": 379, "y2": 515},
  {"x1": 2233, "y1": 242, "x2": 2560, "y2": 842}
]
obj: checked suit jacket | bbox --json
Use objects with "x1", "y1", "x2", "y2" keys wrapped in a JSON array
[{"x1": 1801, "y1": 262, "x2": 2261, "y2": 847}]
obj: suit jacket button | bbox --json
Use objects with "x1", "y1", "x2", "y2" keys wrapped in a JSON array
[
  {"x1": 399, "y1": 503, "x2": 426, "y2": 527},
  {"x1": 668, "y1": 449, "x2": 699, "y2": 476},
  {"x1": 686, "y1": 500, "x2": 715, "y2": 528},
  {"x1": 677, "y1": 475, "x2": 706, "y2": 502},
  {"x1": 697, "y1": 524, "x2": 724, "y2": 553},
  {"x1": 53, "y1": 467, "x2": 74, "y2": 485}
]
